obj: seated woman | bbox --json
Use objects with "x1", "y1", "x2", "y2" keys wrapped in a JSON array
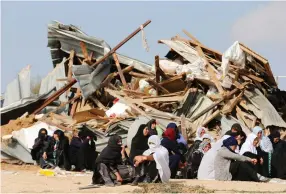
[
  {"x1": 184, "y1": 141, "x2": 211, "y2": 179},
  {"x1": 215, "y1": 136, "x2": 269, "y2": 182},
  {"x1": 31, "y1": 128, "x2": 52, "y2": 165},
  {"x1": 146, "y1": 119, "x2": 157, "y2": 136},
  {"x1": 269, "y1": 130, "x2": 286, "y2": 179},
  {"x1": 161, "y1": 127, "x2": 185, "y2": 178},
  {"x1": 129, "y1": 124, "x2": 150, "y2": 184},
  {"x1": 239, "y1": 134, "x2": 267, "y2": 175},
  {"x1": 132, "y1": 135, "x2": 170, "y2": 185},
  {"x1": 167, "y1": 123, "x2": 188, "y2": 155},
  {"x1": 42, "y1": 130, "x2": 71, "y2": 170},
  {"x1": 92, "y1": 135, "x2": 131, "y2": 187}
]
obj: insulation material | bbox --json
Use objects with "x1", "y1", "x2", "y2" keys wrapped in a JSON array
[
  {"x1": 39, "y1": 59, "x2": 68, "y2": 102},
  {"x1": 244, "y1": 88, "x2": 286, "y2": 128},
  {"x1": 11, "y1": 122, "x2": 57, "y2": 149},
  {"x1": 106, "y1": 99, "x2": 131, "y2": 118},
  {"x1": 159, "y1": 59, "x2": 179, "y2": 75},
  {"x1": 3, "y1": 65, "x2": 31, "y2": 107},
  {"x1": 221, "y1": 41, "x2": 245, "y2": 79}
]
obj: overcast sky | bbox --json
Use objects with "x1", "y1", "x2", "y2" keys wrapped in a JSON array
[{"x1": 1, "y1": 1, "x2": 286, "y2": 92}]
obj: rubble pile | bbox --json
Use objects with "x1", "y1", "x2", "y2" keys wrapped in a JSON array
[{"x1": 1, "y1": 20, "x2": 286, "y2": 163}]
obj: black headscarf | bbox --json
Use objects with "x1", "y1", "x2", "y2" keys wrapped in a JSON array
[
  {"x1": 231, "y1": 123, "x2": 243, "y2": 133},
  {"x1": 98, "y1": 135, "x2": 122, "y2": 164},
  {"x1": 38, "y1": 128, "x2": 48, "y2": 141},
  {"x1": 268, "y1": 130, "x2": 281, "y2": 148},
  {"x1": 146, "y1": 119, "x2": 157, "y2": 135},
  {"x1": 129, "y1": 124, "x2": 149, "y2": 162}
]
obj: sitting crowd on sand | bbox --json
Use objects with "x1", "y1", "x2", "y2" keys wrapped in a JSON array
[{"x1": 31, "y1": 119, "x2": 286, "y2": 186}]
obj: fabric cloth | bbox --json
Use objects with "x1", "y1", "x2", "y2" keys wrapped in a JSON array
[
  {"x1": 240, "y1": 134, "x2": 257, "y2": 155},
  {"x1": 230, "y1": 161, "x2": 260, "y2": 182},
  {"x1": 194, "y1": 127, "x2": 206, "y2": 141},
  {"x1": 98, "y1": 135, "x2": 122, "y2": 165},
  {"x1": 201, "y1": 134, "x2": 214, "y2": 142},
  {"x1": 252, "y1": 126, "x2": 273, "y2": 153},
  {"x1": 222, "y1": 136, "x2": 238, "y2": 153},
  {"x1": 129, "y1": 124, "x2": 149, "y2": 162},
  {"x1": 143, "y1": 135, "x2": 170, "y2": 183},
  {"x1": 163, "y1": 128, "x2": 176, "y2": 141},
  {"x1": 31, "y1": 128, "x2": 52, "y2": 161},
  {"x1": 197, "y1": 134, "x2": 237, "y2": 180},
  {"x1": 167, "y1": 123, "x2": 187, "y2": 146},
  {"x1": 197, "y1": 141, "x2": 210, "y2": 153},
  {"x1": 214, "y1": 147, "x2": 250, "y2": 181},
  {"x1": 146, "y1": 119, "x2": 157, "y2": 136}
]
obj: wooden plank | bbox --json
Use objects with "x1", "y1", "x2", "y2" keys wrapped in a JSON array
[
  {"x1": 195, "y1": 46, "x2": 224, "y2": 95},
  {"x1": 70, "y1": 88, "x2": 81, "y2": 116},
  {"x1": 239, "y1": 43, "x2": 268, "y2": 64},
  {"x1": 147, "y1": 79, "x2": 170, "y2": 94},
  {"x1": 155, "y1": 56, "x2": 169, "y2": 80},
  {"x1": 73, "y1": 108, "x2": 106, "y2": 123},
  {"x1": 202, "y1": 110, "x2": 220, "y2": 127},
  {"x1": 155, "y1": 55, "x2": 160, "y2": 95},
  {"x1": 241, "y1": 72, "x2": 264, "y2": 82},
  {"x1": 221, "y1": 92, "x2": 244, "y2": 114},
  {"x1": 122, "y1": 89, "x2": 148, "y2": 97},
  {"x1": 159, "y1": 74, "x2": 186, "y2": 93},
  {"x1": 139, "y1": 96, "x2": 184, "y2": 103},
  {"x1": 80, "y1": 41, "x2": 89, "y2": 60},
  {"x1": 68, "y1": 50, "x2": 75, "y2": 81},
  {"x1": 129, "y1": 71, "x2": 151, "y2": 78},
  {"x1": 180, "y1": 114, "x2": 188, "y2": 142},
  {"x1": 182, "y1": 29, "x2": 202, "y2": 44},
  {"x1": 89, "y1": 96, "x2": 108, "y2": 111},
  {"x1": 113, "y1": 53, "x2": 128, "y2": 89}
]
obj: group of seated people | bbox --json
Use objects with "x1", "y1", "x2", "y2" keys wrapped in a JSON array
[
  {"x1": 31, "y1": 120, "x2": 286, "y2": 187},
  {"x1": 31, "y1": 128, "x2": 97, "y2": 171}
]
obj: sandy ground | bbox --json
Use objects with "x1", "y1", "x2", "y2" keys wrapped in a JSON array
[{"x1": 1, "y1": 163, "x2": 286, "y2": 193}]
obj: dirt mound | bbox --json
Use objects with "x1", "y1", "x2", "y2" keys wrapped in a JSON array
[
  {"x1": 134, "y1": 183, "x2": 214, "y2": 193},
  {"x1": 1, "y1": 115, "x2": 37, "y2": 136}
]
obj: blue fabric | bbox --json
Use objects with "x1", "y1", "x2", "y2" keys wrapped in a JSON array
[
  {"x1": 223, "y1": 136, "x2": 238, "y2": 147},
  {"x1": 167, "y1": 123, "x2": 177, "y2": 129},
  {"x1": 177, "y1": 133, "x2": 187, "y2": 146}
]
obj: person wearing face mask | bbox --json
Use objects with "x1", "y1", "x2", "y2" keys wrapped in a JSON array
[
  {"x1": 215, "y1": 136, "x2": 269, "y2": 182},
  {"x1": 41, "y1": 130, "x2": 71, "y2": 170},
  {"x1": 92, "y1": 135, "x2": 131, "y2": 187},
  {"x1": 31, "y1": 128, "x2": 52, "y2": 166},
  {"x1": 132, "y1": 135, "x2": 170, "y2": 185},
  {"x1": 184, "y1": 141, "x2": 212, "y2": 179}
]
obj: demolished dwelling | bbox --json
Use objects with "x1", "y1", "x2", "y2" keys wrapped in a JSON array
[{"x1": 1, "y1": 20, "x2": 286, "y2": 164}]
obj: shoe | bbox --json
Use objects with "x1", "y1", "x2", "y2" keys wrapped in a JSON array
[
  {"x1": 131, "y1": 176, "x2": 140, "y2": 186},
  {"x1": 105, "y1": 182, "x2": 115, "y2": 187},
  {"x1": 257, "y1": 173, "x2": 270, "y2": 182},
  {"x1": 143, "y1": 175, "x2": 151, "y2": 183}
]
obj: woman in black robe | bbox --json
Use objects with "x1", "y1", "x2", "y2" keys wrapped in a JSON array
[
  {"x1": 146, "y1": 119, "x2": 157, "y2": 136},
  {"x1": 42, "y1": 130, "x2": 71, "y2": 170},
  {"x1": 31, "y1": 128, "x2": 52, "y2": 166},
  {"x1": 129, "y1": 124, "x2": 150, "y2": 185},
  {"x1": 92, "y1": 135, "x2": 131, "y2": 187},
  {"x1": 70, "y1": 129, "x2": 97, "y2": 171},
  {"x1": 269, "y1": 130, "x2": 286, "y2": 179}
]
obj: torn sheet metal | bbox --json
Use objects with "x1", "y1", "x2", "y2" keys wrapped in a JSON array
[
  {"x1": 48, "y1": 21, "x2": 152, "y2": 73},
  {"x1": 245, "y1": 88, "x2": 286, "y2": 128},
  {"x1": 72, "y1": 61, "x2": 111, "y2": 99},
  {"x1": 0, "y1": 90, "x2": 53, "y2": 125},
  {"x1": 39, "y1": 58, "x2": 68, "y2": 102},
  {"x1": 3, "y1": 65, "x2": 31, "y2": 107}
]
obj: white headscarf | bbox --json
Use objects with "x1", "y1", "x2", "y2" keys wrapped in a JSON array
[
  {"x1": 195, "y1": 127, "x2": 207, "y2": 141},
  {"x1": 201, "y1": 134, "x2": 214, "y2": 142},
  {"x1": 252, "y1": 126, "x2": 273, "y2": 153},
  {"x1": 143, "y1": 135, "x2": 170, "y2": 183},
  {"x1": 240, "y1": 133, "x2": 257, "y2": 155}
]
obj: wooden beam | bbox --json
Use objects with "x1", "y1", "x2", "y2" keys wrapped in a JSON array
[
  {"x1": 129, "y1": 71, "x2": 151, "y2": 78},
  {"x1": 182, "y1": 29, "x2": 201, "y2": 44},
  {"x1": 221, "y1": 91, "x2": 244, "y2": 114},
  {"x1": 202, "y1": 110, "x2": 221, "y2": 127},
  {"x1": 155, "y1": 55, "x2": 160, "y2": 95},
  {"x1": 70, "y1": 88, "x2": 81, "y2": 116},
  {"x1": 195, "y1": 46, "x2": 224, "y2": 94},
  {"x1": 92, "y1": 20, "x2": 152, "y2": 67},
  {"x1": 113, "y1": 53, "x2": 128, "y2": 89},
  {"x1": 89, "y1": 96, "x2": 108, "y2": 111},
  {"x1": 80, "y1": 41, "x2": 89, "y2": 60},
  {"x1": 147, "y1": 79, "x2": 170, "y2": 94},
  {"x1": 32, "y1": 79, "x2": 77, "y2": 115},
  {"x1": 136, "y1": 96, "x2": 184, "y2": 103}
]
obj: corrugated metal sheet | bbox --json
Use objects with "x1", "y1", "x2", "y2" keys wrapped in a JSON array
[
  {"x1": 3, "y1": 65, "x2": 31, "y2": 107},
  {"x1": 48, "y1": 21, "x2": 152, "y2": 73},
  {"x1": 245, "y1": 88, "x2": 286, "y2": 128},
  {"x1": 39, "y1": 58, "x2": 68, "y2": 102}
]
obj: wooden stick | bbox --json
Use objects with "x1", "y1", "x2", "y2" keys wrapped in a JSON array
[
  {"x1": 113, "y1": 53, "x2": 128, "y2": 89},
  {"x1": 89, "y1": 96, "x2": 108, "y2": 111},
  {"x1": 80, "y1": 41, "x2": 89, "y2": 60},
  {"x1": 147, "y1": 79, "x2": 170, "y2": 94},
  {"x1": 92, "y1": 20, "x2": 151, "y2": 67},
  {"x1": 202, "y1": 110, "x2": 220, "y2": 127},
  {"x1": 182, "y1": 29, "x2": 202, "y2": 44},
  {"x1": 129, "y1": 71, "x2": 151, "y2": 78}
]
